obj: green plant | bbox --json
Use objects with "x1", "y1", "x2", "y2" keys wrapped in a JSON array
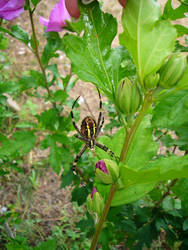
[{"x1": 0, "y1": 0, "x2": 188, "y2": 249}]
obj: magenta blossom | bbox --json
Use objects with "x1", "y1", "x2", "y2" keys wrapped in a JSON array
[
  {"x1": 39, "y1": 0, "x2": 71, "y2": 32},
  {"x1": 0, "y1": 0, "x2": 25, "y2": 21},
  {"x1": 90, "y1": 187, "x2": 97, "y2": 199},
  {"x1": 95, "y1": 160, "x2": 109, "y2": 174}
]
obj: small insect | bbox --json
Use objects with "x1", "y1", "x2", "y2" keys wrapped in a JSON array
[{"x1": 70, "y1": 88, "x2": 115, "y2": 175}]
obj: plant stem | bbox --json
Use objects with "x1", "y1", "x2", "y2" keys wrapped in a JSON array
[
  {"x1": 120, "y1": 91, "x2": 153, "y2": 162},
  {"x1": 90, "y1": 184, "x2": 116, "y2": 250},
  {"x1": 90, "y1": 92, "x2": 153, "y2": 249},
  {"x1": 28, "y1": 6, "x2": 52, "y2": 98},
  {"x1": 153, "y1": 179, "x2": 178, "y2": 209}
]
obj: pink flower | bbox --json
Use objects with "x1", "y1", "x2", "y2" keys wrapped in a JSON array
[
  {"x1": 39, "y1": 0, "x2": 71, "y2": 32},
  {"x1": 0, "y1": 0, "x2": 25, "y2": 21},
  {"x1": 95, "y1": 160, "x2": 109, "y2": 174},
  {"x1": 91, "y1": 187, "x2": 97, "y2": 199}
]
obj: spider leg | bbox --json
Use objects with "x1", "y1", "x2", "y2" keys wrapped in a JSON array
[
  {"x1": 70, "y1": 96, "x2": 82, "y2": 136},
  {"x1": 72, "y1": 144, "x2": 88, "y2": 175},
  {"x1": 95, "y1": 87, "x2": 103, "y2": 137},
  {"x1": 95, "y1": 142, "x2": 118, "y2": 160},
  {"x1": 95, "y1": 116, "x2": 104, "y2": 138},
  {"x1": 75, "y1": 134, "x2": 88, "y2": 143}
]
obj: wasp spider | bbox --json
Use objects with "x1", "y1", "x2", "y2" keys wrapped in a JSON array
[{"x1": 70, "y1": 88, "x2": 116, "y2": 175}]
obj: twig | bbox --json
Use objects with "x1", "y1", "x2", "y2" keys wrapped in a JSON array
[
  {"x1": 153, "y1": 179, "x2": 178, "y2": 209},
  {"x1": 27, "y1": 3, "x2": 52, "y2": 99}
]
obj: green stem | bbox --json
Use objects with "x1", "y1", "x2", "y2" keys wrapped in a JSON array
[
  {"x1": 90, "y1": 184, "x2": 116, "y2": 250},
  {"x1": 0, "y1": 18, "x2": 2, "y2": 27},
  {"x1": 120, "y1": 91, "x2": 153, "y2": 163},
  {"x1": 90, "y1": 91, "x2": 153, "y2": 249},
  {"x1": 28, "y1": 6, "x2": 52, "y2": 98}
]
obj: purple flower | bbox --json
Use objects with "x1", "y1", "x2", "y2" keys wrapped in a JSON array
[
  {"x1": 91, "y1": 187, "x2": 97, "y2": 199},
  {"x1": 96, "y1": 160, "x2": 109, "y2": 174},
  {"x1": 0, "y1": 0, "x2": 25, "y2": 21},
  {"x1": 39, "y1": 0, "x2": 71, "y2": 32}
]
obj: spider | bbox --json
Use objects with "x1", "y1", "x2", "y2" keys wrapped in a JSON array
[{"x1": 70, "y1": 88, "x2": 116, "y2": 176}]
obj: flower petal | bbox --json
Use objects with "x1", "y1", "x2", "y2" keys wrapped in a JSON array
[
  {"x1": 0, "y1": 0, "x2": 25, "y2": 21},
  {"x1": 96, "y1": 160, "x2": 109, "y2": 174},
  {"x1": 39, "y1": 16, "x2": 49, "y2": 27},
  {"x1": 40, "y1": 0, "x2": 71, "y2": 32},
  {"x1": 91, "y1": 187, "x2": 97, "y2": 199}
]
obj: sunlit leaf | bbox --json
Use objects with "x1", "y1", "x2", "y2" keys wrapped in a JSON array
[
  {"x1": 119, "y1": 0, "x2": 177, "y2": 84},
  {"x1": 163, "y1": 0, "x2": 188, "y2": 20},
  {"x1": 152, "y1": 90, "x2": 188, "y2": 130},
  {"x1": 62, "y1": 1, "x2": 135, "y2": 100}
]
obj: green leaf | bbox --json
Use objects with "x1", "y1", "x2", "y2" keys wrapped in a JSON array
[
  {"x1": 183, "y1": 218, "x2": 188, "y2": 231},
  {"x1": 96, "y1": 128, "x2": 125, "y2": 160},
  {"x1": 112, "y1": 182, "x2": 156, "y2": 206},
  {"x1": 113, "y1": 155, "x2": 188, "y2": 206},
  {"x1": 0, "y1": 26, "x2": 29, "y2": 45},
  {"x1": 162, "y1": 196, "x2": 175, "y2": 212},
  {"x1": 33, "y1": 239, "x2": 56, "y2": 250},
  {"x1": 96, "y1": 116, "x2": 158, "y2": 170},
  {"x1": 41, "y1": 32, "x2": 63, "y2": 67},
  {"x1": 61, "y1": 170, "x2": 74, "y2": 188},
  {"x1": 175, "y1": 40, "x2": 188, "y2": 52},
  {"x1": 31, "y1": 0, "x2": 41, "y2": 8},
  {"x1": 16, "y1": 122, "x2": 37, "y2": 129},
  {"x1": 0, "y1": 33, "x2": 9, "y2": 50},
  {"x1": 119, "y1": 0, "x2": 177, "y2": 84},
  {"x1": 126, "y1": 116, "x2": 159, "y2": 170},
  {"x1": 10, "y1": 25, "x2": 29, "y2": 45},
  {"x1": 18, "y1": 70, "x2": 45, "y2": 91},
  {"x1": 135, "y1": 224, "x2": 153, "y2": 249},
  {"x1": 172, "y1": 178, "x2": 188, "y2": 215},
  {"x1": 163, "y1": 0, "x2": 188, "y2": 20},
  {"x1": 0, "y1": 80, "x2": 20, "y2": 94},
  {"x1": 5, "y1": 242, "x2": 30, "y2": 250},
  {"x1": 120, "y1": 155, "x2": 188, "y2": 187},
  {"x1": 41, "y1": 134, "x2": 71, "y2": 174},
  {"x1": 51, "y1": 90, "x2": 68, "y2": 103},
  {"x1": 152, "y1": 90, "x2": 188, "y2": 130},
  {"x1": 37, "y1": 108, "x2": 59, "y2": 131},
  {"x1": 62, "y1": 1, "x2": 135, "y2": 99},
  {"x1": 48, "y1": 135, "x2": 62, "y2": 174},
  {"x1": 0, "y1": 131, "x2": 36, "y2": 157},
  {"x1": 47, "y1": 64, "x2": 60, "y2": 80},
  {"x1": 174, "y1": 24, "x2": 188, "y2": 37},
  {"x1": 175, "y1": 127, "x2": 188, "y2": 150},
  {"x1": 72, "y1": 186, "x2": 89, "y2": 205}
]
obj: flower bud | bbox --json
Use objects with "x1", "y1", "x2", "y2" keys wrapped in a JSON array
[
  {"x1": 115, "y1": 78, "x2": 141, "y2": 115},
  {"x1": 87, "y1": 187, "x2": 104, "y2": 222},
  {"x1": 65, "y1": 0, "x2": 80, "y2": 19},
  {"x1": 118, "y1": 0, "x2": 128, "y2": 8},
  {"x1": 176, "y1": 63, "x2": 188, "y2": 90},
  {"x1": 144, "y1": 73, "x2": 160, "y2": 90},
  {"x1": 95, "y1": 160, "x2": 119, "y2": 184},
  {"x1": 159, "y1": 53, "x2": 187, "y2": 89}
]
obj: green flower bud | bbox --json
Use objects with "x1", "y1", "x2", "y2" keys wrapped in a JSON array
[
  {"x1": 95, "y1": 159, "x2": 119, "y2": 184},
  {"x1": 159, "y1": 53, "x2": 187, "y2": 89},
  {"x1": 144, "y1": 73, "x2": 160, "y2": 89},
  {"x1": 86, "y1": 187, "x2": 104, "y2": 223},
  {"x1": 115, "y1": 78, "x2": 141, "y2": 115},
  {"x1": 176, "y1": 63, "x2": 188, "y2": 90}
]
